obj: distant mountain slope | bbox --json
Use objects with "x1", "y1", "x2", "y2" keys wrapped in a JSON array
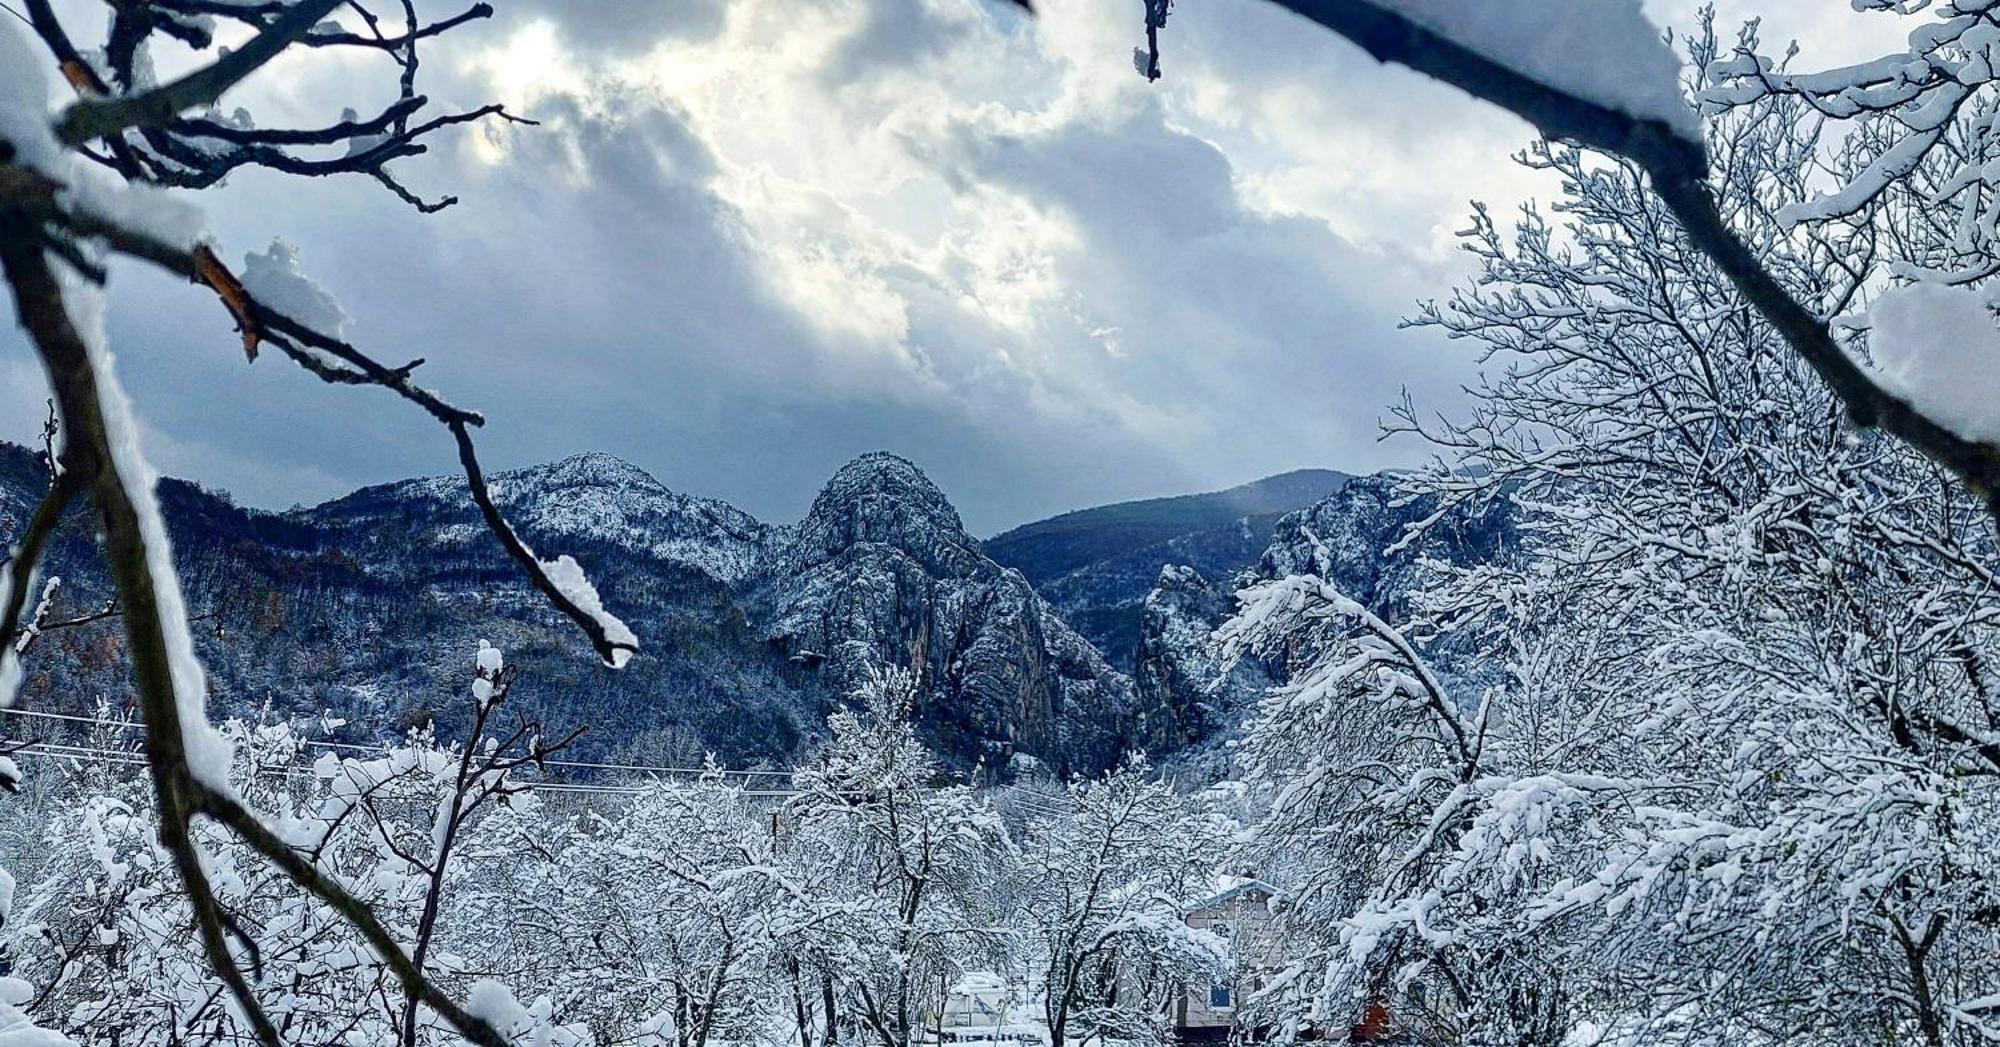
[
  {"x1": 985, "y1": 469, "x2": 1350, "y2": 585},
  {"x1": 983, "y1": 469, "x2": 1350, "y2": 669},
  {"x1": 1132, "y1": 472, "x2": 1521, "y2": 774},
  {"x1": 0, "y1": 444, "x2": 1146, "y2": 776}
]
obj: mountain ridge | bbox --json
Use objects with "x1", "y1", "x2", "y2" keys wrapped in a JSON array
[
  {"x1": 983, "y1": 467, "x2": 1351, "y2": 580},
  {"x1": 0, "y1": 444, "x2": 1154, "y2": 775},
  {"x1": 3, "y1": 442, "x2": 1475, "y2": 779},
  {"x1": 983, "y1": 466, "x2": 1352, "y2": 670}
]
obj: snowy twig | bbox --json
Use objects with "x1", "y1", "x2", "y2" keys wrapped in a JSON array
[
  {"x1": 0, "y1": 455, "x2": 77, "y2": 673},
  {"x1": 390, "y1": 650, "x2": 584, "y2": 1046},
  {"x1": 22, "y1": 0, "x2": 522, "y2": 210}
]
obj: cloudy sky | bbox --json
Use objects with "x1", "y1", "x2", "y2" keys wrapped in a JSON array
[{"x1": 1, "y1": 0, "x2": 1903, "y2": 534}]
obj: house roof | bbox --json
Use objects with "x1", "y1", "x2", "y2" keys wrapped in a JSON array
[
  {"x1": 951, "y1": 972, "x2": 1007, "y2": 996},
  {"x1": 1187, "y1": 875, "x2": 1278, "y2": 912}
]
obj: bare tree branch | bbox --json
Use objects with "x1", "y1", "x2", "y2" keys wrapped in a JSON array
[
  {"x1": 54, "y1": 0, "x2": 344, "y2": 145},
  {"x1": 1183, "y1": 0, "x2": 2000, "y2": 520},
  {"x1": 0, "y1": 223, "x2": 514, "y2": 1047}
]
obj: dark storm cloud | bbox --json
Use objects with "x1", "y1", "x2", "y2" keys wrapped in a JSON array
[{"x1": 15, "y1": 1, "x2": 1876, "y2": 533}]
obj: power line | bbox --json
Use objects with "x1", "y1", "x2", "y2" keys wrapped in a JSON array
[
  {"x1": 0, "y1": 710, "x2": 1076, "y2": 812},
  {"x1": 4, "y1": 741, "x2": 801, "y2": 798},
  {"x1": 0, "y1": 707, "x2": 794, "y2": 778}
]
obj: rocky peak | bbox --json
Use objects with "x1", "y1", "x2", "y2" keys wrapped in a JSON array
[
  {"x1": 508, "y1": 451, "x2": 670, "y2": 494},
  {"x1": 787, "y1": 452, "x2": 983, "y2": 577},
  {"x1": 755, "y1": 452, "x2": 1140, "y2": 774}
]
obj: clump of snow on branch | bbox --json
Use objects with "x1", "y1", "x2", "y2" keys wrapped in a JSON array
[
  {"x1": 473, "y1": 639, "x2": 505, "y2": 703},
  {"x1": 1391, "y1": 0, "x2": 1698, "y2": 139},
  {"x1": 1865, "y1": 281, "x2": 2000, "y2": 444},
  {"x1": 463, "y1": 981, "x2": 589, "y2": 1046},
  {"x1": 239, "y1": 239, "x2": 350, "y2": 338},
  {"x1": 57, "y1": 270, "x2": 237, "y2": 793},
  {"x1": 538, "y1": 554, "x2": 636, "y2": 668},
  {"x1": 464, "y1": 980, "x2": 529, "y2": 1033},
  {"x1": 0, "y1": 24, "x2": 61, "y2": 173},
  {"x1": 475, "y1": 640, "x2": 504, "y2": 675}
]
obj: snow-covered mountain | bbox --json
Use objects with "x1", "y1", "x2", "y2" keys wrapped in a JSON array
[
  {"x1": 984, "y1": 468, "x2": 1352, "y2": 670},
  {"x1": 1, "y1": 441, "x2": 1508, "y2": 776},
  {"x1": 0, "y1": 445, "x2": 1145, "y2": 774},
  {"x1": 317, "y1": 450, "x2": 787, "y2": 586},
  {"x1": 1126, "y1": 473, "x2": 1519, "y2": 768},
  {"x1": 759, "y1": 453, "x2": 1143, "y2": 772}
]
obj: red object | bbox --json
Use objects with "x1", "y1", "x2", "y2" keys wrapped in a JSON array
[{"x1": 1350, "y1": 1001, "x2": 1392, "y2": 1042}]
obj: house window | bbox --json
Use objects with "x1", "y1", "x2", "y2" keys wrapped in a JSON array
[{"x1": 1209, "y1": 982, "x2": 1233, "y2": 1010}]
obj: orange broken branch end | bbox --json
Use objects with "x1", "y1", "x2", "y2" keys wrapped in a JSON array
[
  {"x1": 58, "y1": 58, "x2": 108, "y2": 96},
  {"x1": 193, "y1": 245, "x2": 261, "y2": 360}
]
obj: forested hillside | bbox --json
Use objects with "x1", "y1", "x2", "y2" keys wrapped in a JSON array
[{"x1": 985, "y1": 469, "x2": 1349, "y2": 668}]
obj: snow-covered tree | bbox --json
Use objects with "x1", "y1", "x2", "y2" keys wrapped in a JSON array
[
  {"x1": 784, "y1": 665, "x2": 1009, "y2": 1047},
  {"x1": 458, "y1": 771, "x2": 784, "y2": 1047},
  {"x1": 1016, "y1": 757, "x2": 1228, "y2": 1047},
  {"x1": 1, "y1": 643, "x2": 593, "y2": 1045},
  {"x1": 1228, "y1": 17, "x2": 2000, "y2": 1046},
  {"x1": 1139, "y1": 0, "x2": 2000, "y2": 522}
]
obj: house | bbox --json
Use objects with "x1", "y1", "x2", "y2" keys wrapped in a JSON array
[
  {"x1": 930, "y1": 971, "x2": 1036, "y2": 1045},
  {"x1": 937, "y1": 972, "x2": 1010, "y2": 1031},
  {"x1": 1170, "y1": 876, "x2": 1281, "y2": 1044}
]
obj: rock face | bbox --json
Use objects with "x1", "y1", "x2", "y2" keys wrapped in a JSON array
[
  {"x1": 758, "y1": 453, "x2": 1138, "y2": 771},
  {"x1": 1254, "y1": 474, "x2": 1517, "y2": 617},
  {"x1": 1129, "y1": 474, "x2": 1518, "y2": 741},
  {"x1": 1131, "y1": 565, "x2": 1268, "y2": 754},
  {"x1": 0, "y1": 444, "x2": 1139, "y2": 775}
]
